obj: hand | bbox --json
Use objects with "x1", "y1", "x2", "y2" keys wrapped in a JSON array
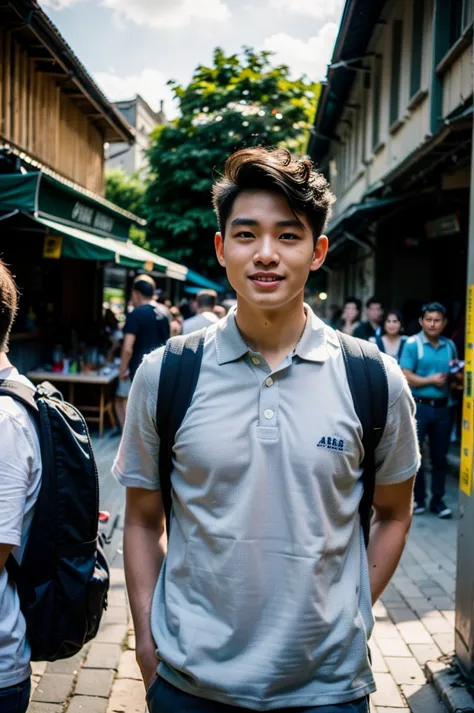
[
  {"x1": 136, "y1": 642, "x2": 160, "y2": 690},
  {"x1": 430, "y1": 372, "x2": 448, "y2": 387},
  {"x1": 119, "y1": 368, "x2": 129, "y2": 381}
]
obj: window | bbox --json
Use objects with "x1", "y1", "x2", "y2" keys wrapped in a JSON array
[
  {"x1": 372, "y1": 56, "x2": 382, "y2": 149},
  {"x1": 390, "y1": 20, "x2": 403, "y2": 126},
  {"x1": 410, "y1": 0, "x2": 424, "y2": 98},
  {"x1": 450, "y1": 0, "x2": 473, "y2": 46}
]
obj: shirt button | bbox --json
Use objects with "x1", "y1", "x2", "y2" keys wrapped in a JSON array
[
  {"x1": 251, "y1": 357, "x2": 261, "y2": 365},
  {"x1": 265, "y1": 377, "x2": 274, "y2": 387},
  {"x1": 264, "y1": 409, "x2": 274, "y2": 420}
]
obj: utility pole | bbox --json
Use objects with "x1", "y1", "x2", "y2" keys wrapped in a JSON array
[{"x1": 455, "y1": 31, "x2": 474, "y2": 683}]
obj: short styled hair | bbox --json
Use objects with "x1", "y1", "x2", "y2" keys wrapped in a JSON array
[
  {"x1": 197, "y1": 290, "x2": 217, "y2": 310},
  {"x1": 421, "y1": 302, "x2": 446, "y2": 318},
  {"x1": 212, "y1": 147, "x2": 335, "y2": 244},
  {"x1": 0, "y1": 261, "x2": 18, "y2": 352},
  {"x1": 366, "y1": 296, "x2": 382, "y2": 309},
  {"x1": 133, "y1": 278, "x2": 155, "y2": 299}
]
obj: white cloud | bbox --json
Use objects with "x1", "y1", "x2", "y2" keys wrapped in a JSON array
[
  {"x1": 94, "y1": 68, "x2": 178, "y2": 117},
  {"x1": 263, "y1": 23, "x2": 339, "y2": 80},
  {"x1": 40, "y1": 0, "x2": 83, "y2": 9},
  {"x1": 101, "y1": 0, "x2": 230, "y2": 29},
  {"x1": 268, "y1": 0, "x2": 344, "y2": 20}
]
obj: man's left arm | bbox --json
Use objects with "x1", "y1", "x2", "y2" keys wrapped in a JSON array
[
  {"x1": 369, "y1": 357, "x2": 421, "y2": 603},
  {"x1": 368, "y1": 476, "x2": 414, "y2": 603}
]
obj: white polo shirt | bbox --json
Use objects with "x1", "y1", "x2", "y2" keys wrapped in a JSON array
[{"x1": 114, "y1": 305, "x2": 420, "y2": 710}]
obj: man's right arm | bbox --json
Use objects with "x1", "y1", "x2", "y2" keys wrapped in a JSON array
[
  {"x1": 124, "y1": 487, "x2": 166, "y2": 688},
  {"x1": 399, "y1": 341, "x2": 446, "y2": 389}
]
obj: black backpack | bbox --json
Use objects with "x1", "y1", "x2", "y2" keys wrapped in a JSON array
[
  {"x1": 0, "y1": 379, "x2": 109, "y2": 661},
  {"x1": 156, "y1": 329, "x2": 388, "y2": 546}
]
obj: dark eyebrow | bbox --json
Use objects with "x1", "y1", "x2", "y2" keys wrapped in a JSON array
[{"x1": 230, "y1": 218, "x2": 306, "y2": 230}]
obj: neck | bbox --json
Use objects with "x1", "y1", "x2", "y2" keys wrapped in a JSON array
[
  {"x1": 198, "y1": 307, "x2": 211, "y2": 314},
  {"x1": 424, "y1": 332, "x2": 440, "y2": 346},
  {"x1": 0, "y1": 352, "x2": 12, "y2": 371},
  {"x1": 369, "y1": 320, "x2": 379, "y2": 329},
  {"x1": 384, "y1": 334, "x2": 400, "y2": 341},
  {"x1": 235, "y1": 295, "x2": 307, "y2": 358}
]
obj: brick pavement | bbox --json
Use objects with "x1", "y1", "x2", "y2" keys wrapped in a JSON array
[{"x1": 28, "y1": 444, "x2": 459, "y2": 712}]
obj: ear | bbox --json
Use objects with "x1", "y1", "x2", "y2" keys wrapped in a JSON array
[
  {"x1": 419, "y1": 317, "x2": 423, "y2": 327},
  {"x1": 310, "y1": 235, "x2": 329, "y2": 272},
  {"x1": 215, "y1": 232, "x2": 226, "y2": 268}
]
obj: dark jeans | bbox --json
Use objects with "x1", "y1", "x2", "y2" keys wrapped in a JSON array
[
  {"x1": 415, "y1": 403, "x2": 453, "y2": 506},
  {"x1": 147, "y1": 676, "x2": 369, "y2": 713},
  {"x1": 0, "y1": 678, "x2": 31, "y2": 713}
]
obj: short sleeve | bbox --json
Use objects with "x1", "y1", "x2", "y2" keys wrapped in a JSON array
[
  {"x1": 375, "y1": 355, "x2": 420, "y2": 485},
  {"x1": 399, "y1": 339, "x2": 416, "y2": 371},
  {"x1": 112, "y1": 348, "x2": 164, "y2": 490},
  {"x1": 0, "y1": 413, "x2": 34, "y2": 547},
  {"x1": 123, "y1": 310, "x2": 139, "y2": 336}
]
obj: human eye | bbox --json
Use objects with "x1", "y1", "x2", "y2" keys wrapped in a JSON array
[
  {"x1": 279, "y1": 233, "x2": 301, "y2": 241},
  {"x1": 235, "y1": 231, "x2": 255, "y2": 239}
]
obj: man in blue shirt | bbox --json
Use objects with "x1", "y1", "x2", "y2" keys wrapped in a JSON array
[{"x1": 400, "y1": 302, "x2": 457, "y2": 518}]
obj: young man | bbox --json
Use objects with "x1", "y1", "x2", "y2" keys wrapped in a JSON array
[
  {"x1": 182, "y1": 290, "x2": 219, "y2": 334},
  {"x1": 0, "y1": 261, "x2": 41, "y2": 713},
  {"x1": 114, "y1": 148, "x2": 419, "y2": 712},
  {"x1": 400, "y1": 302, "x2": 457, "y2": 518},
  {"x1": 119, "y1": 275, "x2": 170, "y2": 384},
  {"x1": 353, "y1": 297, "x2": 383, "y2": 341}
]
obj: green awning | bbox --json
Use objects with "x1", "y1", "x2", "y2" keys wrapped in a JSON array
[
  {"x1": 36, "y1": 216, "x2": 187, "y2": 279},
  {"x1": 185, "y1": 269, "x2": 225, "y2": 293}
]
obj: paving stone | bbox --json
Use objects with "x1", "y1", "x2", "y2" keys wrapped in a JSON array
[
  {"x1": 384, "y1": 656, "x2": 426, "y2": 685},
  {"x1": 369, "y1": 639, "x2": 389, "y2": 673},
  {"x1": 419, "y1": 612, "x2": 453, "y2": 634},
  {"x1": 396, "y1": 620, "x2": 433, "y2": 645},
  {"x1": 408, "y1": 643, "x2": 442, "y2": 666},
  {"x1": 75, "y1": 668, "x2": 115, "y2": 697},
  {"x1": 432, "y1": 632, "x2": 454, "y2": 655},
  {"x1": 45, "y1": 649, "x2": 86, "y2": 674},
  {"x1": 375, "y1": 709, "x2": 410, "y2": 712},
  {"x1": 386, "y1": 607, "x2": 419, "y2": 625},
  {"x1": 401, "y1": 683, "x2": 447, "y2": 712},
  {"x1": 31, "y1": 661, "x2": 47, "y2": 677},
  {"x1": 371, "y1": 672, "x2": 405, "y2": 708},
  {"x1": 374, "y1": 619, "x2": 403, "y2": 639},
  {"x1": 83, "y1": 642, "x2": 122, "y2": 670},
  {"x1": 27, "y1": 704, "x2": 63, "y2": 713},
  {"x1": 376, "y1": 636, "x2": 412, "y2": 658},
  {"x1": 118, "y1": 649, "x2": 143, "y2": 680},
  {"x1": 68, "y1": 696, "x2": 109, "y2": 713},
  {"x1": 128, "y1": 632, "x2": 136, "y2": 650},
  {"x1": 32, "y1": 673, "x2": 74, "y2": 704},
  {"x1": 106, "y1": 678, "x2": 147, "y2": 713},
  {"x1": 107, "y1": 589, "x2": 128, "y2": 608},
  {"x1": 102, "y1": 605, "x2": 129, "y2": 625},
  {"x1": 94, "y1": 621, "x2": 128, "y2": 645}
]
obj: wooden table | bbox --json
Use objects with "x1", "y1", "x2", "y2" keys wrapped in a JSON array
[{"x1": 27, "y1": 368, "x2": 118, "y2": 438}]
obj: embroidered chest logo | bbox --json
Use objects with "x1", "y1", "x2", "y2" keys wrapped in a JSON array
[{"x1": 317, "y1": 436, "x2": 345, "y2": 452}]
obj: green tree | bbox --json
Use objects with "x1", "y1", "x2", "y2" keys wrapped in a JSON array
[
  {"x1": 105, "y1": 169, "x2": 149, "y2": 248},
  {"x1": 145, "y1": 47, "x2": 320, "y2": 275}
]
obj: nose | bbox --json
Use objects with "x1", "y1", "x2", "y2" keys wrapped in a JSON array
[{"x1": 254, "y1": 236, "x2": 280, "y2": 266}]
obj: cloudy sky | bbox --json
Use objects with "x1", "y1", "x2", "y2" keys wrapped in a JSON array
[{"x1": 39, "y1": 0, "x2": 344, "y2": 116}]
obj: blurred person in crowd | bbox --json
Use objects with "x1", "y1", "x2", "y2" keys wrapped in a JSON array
[
  {"x1": 182, "y1": 290, "x2": 219, "y2": 334},
  {"x1": 372, "y1": 309, "x2": 407, "y2": 363},
  {"x1": 339, "y1": 296, "x2": 361, "y2": 335},
  {"x1": 119, "y1": 276, "x2": 170, "y2": 384},
  {"x1": 213, "y1": 304, "x2": 228, "y2": 319},
  {"x1": 400, "y1": 302, "x2": 458, "y2": 519},
  {"x1": 324, "y1": 303, "x2": 341, "y2": 329},
  {"x1": 354, "y1": 297, "x2": 383, "y2": 341},
  {"x1": 170, "y1": 307, "x2": 183, "y2": 337}
]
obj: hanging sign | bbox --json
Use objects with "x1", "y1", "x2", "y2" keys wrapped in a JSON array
[
  {"x1": 460, "y1": 284, "x2": 474, "y2": 496},
  {"x1": 43, "y1": 234, "x2": 63, "y2": 259}
]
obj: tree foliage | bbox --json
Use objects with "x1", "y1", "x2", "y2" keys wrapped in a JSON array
[{"x1": 144, "y1": 47, "x2": 320, "y2": 275}]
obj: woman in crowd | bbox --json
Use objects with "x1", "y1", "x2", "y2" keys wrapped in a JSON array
[
  {"x1": 373, "y1": 308, "x2": 407, "y2": 363},
  {"x1": 339, "y1": 297, "x2": 361, "y2": 336}
]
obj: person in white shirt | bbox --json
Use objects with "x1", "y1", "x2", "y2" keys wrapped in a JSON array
[
  {"x1": 182, "y1": 290, "x2": 220, "y2": 334},
  {"x1": 0, "y1": 261, "x2": 42, "y2": 713}
]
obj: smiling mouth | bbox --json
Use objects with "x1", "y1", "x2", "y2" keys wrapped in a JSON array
[{"x1": 249, "y1": 275, "x2": 285, "y2": 283}]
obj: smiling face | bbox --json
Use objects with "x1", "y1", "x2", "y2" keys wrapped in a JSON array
[
  {"x1": 214, "y1": 189, "x2": 328, "y2": 313},
  {"x1": 384, "y1": 313, "x2": 402, "y2": 336}
]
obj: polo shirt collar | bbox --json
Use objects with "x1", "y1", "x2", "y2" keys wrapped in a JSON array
[
  {"x1": 421, "y1": 332, "x2": 448, "y2": 348},
  {"x1": 215, "y1": 304, "x2": 332, "y2": 365}
]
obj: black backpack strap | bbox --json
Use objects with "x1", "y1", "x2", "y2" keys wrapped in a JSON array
[
  {"x1": 0, "y1": 379, "x2": 38, "y2": 415},
  {"x1": 156, "y1": 329, "x2": 206, "y2": 535},
  {"x1": 336, "y1": 332, "x2": 389, "y2": 546}
]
